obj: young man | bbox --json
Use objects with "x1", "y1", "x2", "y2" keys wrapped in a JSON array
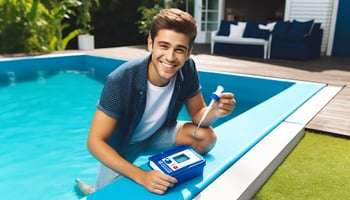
[{"x1": 84, "y1": 8, "x2": 235, "y2": 195}]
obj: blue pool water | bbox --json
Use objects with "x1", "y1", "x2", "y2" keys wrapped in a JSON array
[
  {"x1": 0, "y1": 54, "x2": 325, "y2": 200},
  {"x1": 0, "y1": 58, "x2": 240, "y2": 199},
  {"x1": 0, "y1": 72, "x2": 102, "y2": 199}
]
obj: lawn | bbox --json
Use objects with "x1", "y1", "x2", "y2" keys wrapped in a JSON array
[{"x1": 253, "y1": 131, "x2": 350, "y2": 200}]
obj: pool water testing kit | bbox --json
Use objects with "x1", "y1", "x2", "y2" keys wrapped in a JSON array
[{"x1": 148, "y1": 145, "x2": 206, "y2": 185}]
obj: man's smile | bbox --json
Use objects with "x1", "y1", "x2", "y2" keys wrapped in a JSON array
[
  {"x1": 159, "y1": 60, "x2": 179, "y2": 73},
  {"x1": 160, "y1": 60, "x2": 176, "y2": 68}
]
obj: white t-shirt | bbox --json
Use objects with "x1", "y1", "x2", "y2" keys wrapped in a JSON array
[{"x1": 131, "y1": 76, "x2": 176, "y2": 143}]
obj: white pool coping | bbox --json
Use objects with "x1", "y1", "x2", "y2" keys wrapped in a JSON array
[{"x1": 194, "y1": 85, "x2": 341, "y2": 199}]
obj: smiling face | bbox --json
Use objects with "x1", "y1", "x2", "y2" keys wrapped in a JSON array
[{"x1": 147, "y1": 29, "x2": 192, "y2": 87}]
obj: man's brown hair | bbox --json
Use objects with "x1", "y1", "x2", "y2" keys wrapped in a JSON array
[{"x1": 150, "y1": 8, "x2": 197, "y2": 48}]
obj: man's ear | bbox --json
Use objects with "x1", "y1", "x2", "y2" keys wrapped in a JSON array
[{"x1": 147, "y1": 36, "x2": 153, "y2": 52}]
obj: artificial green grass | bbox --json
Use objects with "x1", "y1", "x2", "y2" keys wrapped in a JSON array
[{"x1": 253, "y1": 131, "x2": 350, "y2": 200}]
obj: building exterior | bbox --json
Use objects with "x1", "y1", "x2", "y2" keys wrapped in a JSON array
[{"x1": 191, "y1": 0, "x2": 348, "y2": 56}]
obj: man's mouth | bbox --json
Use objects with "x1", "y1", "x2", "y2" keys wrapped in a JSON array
[{"x1": 160, "y1": 61, "x2": 177, "y2": 68}]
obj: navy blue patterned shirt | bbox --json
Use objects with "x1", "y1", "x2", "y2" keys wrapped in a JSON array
[{"x1": 97, "y1": 54, "x2": 201, "y2": 154}]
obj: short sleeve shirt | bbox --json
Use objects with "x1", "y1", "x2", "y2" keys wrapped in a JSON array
[{"x1": 97, "y1": 54, "x2": 201, "y2": 153}]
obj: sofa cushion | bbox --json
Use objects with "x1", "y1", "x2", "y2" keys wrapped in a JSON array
[
  {"x1": 287, "y1": 20, "x2": 314, "y2": 40},
  {"x1": 217, "y1": 20, "x2": 238, "y2": 36},
  {"x1": 272, "y1": 21, "x2": 290, "y2": 39},
  {"x1": 229, "y1": 22, "x2": 246, "y2": 38},
  {"x1": 259, "y1": 22, "x2": 276, "y2": 32},
  {"x1": 243, "y1": 22, "x2": 270, "y2": 40}
]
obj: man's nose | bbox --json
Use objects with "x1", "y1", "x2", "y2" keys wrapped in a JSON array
[{"x1": 165, "y1": 49, "x2": 176, "y2": 62}]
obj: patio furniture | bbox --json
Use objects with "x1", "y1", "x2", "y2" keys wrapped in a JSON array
[
  {"x1": 270, "y1": 20, "x2": 323, "y2": 60},
  {"x1": 211, "y1": 20, "x2": 271, "y2": 59}
]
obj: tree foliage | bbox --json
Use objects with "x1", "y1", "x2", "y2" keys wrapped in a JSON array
[
  {"x1": 137, "y1": 0, "x2": 194, "y2": 37},
  {"x1": 0, "y1": 0, "x2": 82, "y2": 54},
  {"x1": 76, "y1": 0, "x2": 100, "y2": 34},
  {"x1": 0, "y1": 0, "x2": 194, "y2": 53}
]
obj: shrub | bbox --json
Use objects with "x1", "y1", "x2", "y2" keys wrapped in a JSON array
[{"x1": 0, "y1": 0, "x2": 81, "y2": 54}]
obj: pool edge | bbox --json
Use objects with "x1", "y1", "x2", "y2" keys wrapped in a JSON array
[{"x1": 194, "y1": 85, "x2": 341, "y2": 199}]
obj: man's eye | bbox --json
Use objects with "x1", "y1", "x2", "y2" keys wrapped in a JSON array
[
  {"x1": 175, "y1": 48, "x2": 186, "y2": 54},
  {"x1": 159, "y1": 44, "x2": 168, "y2": 49}
]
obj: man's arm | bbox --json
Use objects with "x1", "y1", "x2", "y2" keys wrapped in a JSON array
[
  {"x1": 172, "y1": 91, "x2": 235, "y2": 154},
  {"x1": 87, "y1": 109, "x2": 177, "y2": 194}
]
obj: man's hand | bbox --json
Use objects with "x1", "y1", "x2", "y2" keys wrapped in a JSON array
[
  {"x1": 213, "y1": 92, "x2": 236, "y2": 117},
  {"x1": 140, "y1": 170, "x2": 177, "y2": 195}
]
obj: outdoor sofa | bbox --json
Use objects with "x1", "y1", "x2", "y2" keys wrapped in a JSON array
[{"x1": 211, "y1": 19, "x2": 323, "y2": 60}]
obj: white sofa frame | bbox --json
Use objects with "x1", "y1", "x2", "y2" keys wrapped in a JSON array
[{"x1": 211, "y1": 31, "x2": 271, "y2": 59}]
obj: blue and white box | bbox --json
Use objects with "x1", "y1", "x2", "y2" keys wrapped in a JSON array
[{"x1": 148, "y1": 145, "x2": 206, "y2": 186}]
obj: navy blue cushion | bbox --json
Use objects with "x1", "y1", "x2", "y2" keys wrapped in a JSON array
[
  {"x1": 272, "y1": 21, "x2": 290, "y2": 39},
  {"x1": 217, "y1": 20, "x2": 238, "y2": 36},
  {"x1": 243, "y1": 22, "x2": 270, "y2": 40},
  {"x1": 287, "y1": 20, "x2": 314, "y2": 40}
]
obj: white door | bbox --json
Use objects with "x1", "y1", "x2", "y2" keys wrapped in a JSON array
[{"x1": 194, "y1": 0, "x2": 224, "y2": 43}]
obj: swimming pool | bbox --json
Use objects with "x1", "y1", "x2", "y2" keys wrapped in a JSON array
[{"x1": 0, "y1": 54, "x2": 326, "y2": 199}]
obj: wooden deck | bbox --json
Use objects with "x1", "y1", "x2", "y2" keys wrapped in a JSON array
[{"x1": 84, "y1": 44, "x2": 350, "y2": 137}]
